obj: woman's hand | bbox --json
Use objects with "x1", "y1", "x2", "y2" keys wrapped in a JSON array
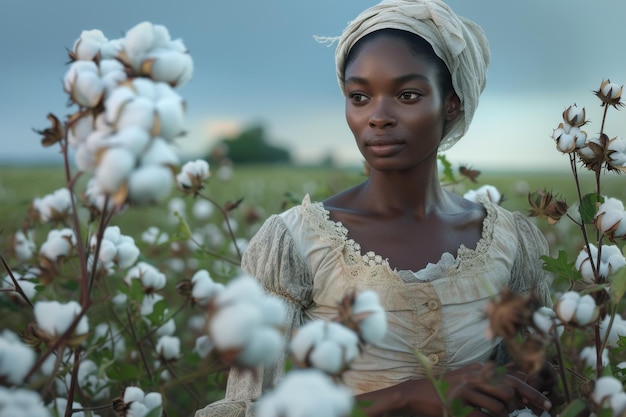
[{"x1": 356, "y1": 362, "x2": 552, "y2": 417}]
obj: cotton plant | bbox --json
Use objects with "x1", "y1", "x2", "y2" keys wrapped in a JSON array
[
  {"x1": 0, "y1": 387, "x2": 50, "y2": 417},
  {"x1": 256, "y1": 369, "x2": 354, "y2": 417},
  {"x1": 463, "y1": 184, "x2": 503, "y2": 204},
  {"x1": 483, "y1": 79, "x2": 626, "y2": 416},
  {"x1": 112, "y1": 386, "x2": 163, "y2": 417},
  {"x1": 37, "y1": 21, "x2": 193, "y2": 210},
  {"x1": 0, "y1": 330, "x2": 36, "y2": 385},
  {"x1": 287, "y1": 289, "x2": 386, "y2": 383},
  {"x1": 88, "y1": 225, "x2": 140, "y2": 275},
  {"x1": 205, "y1": 274, "x2": 287, "y2": 368},
  {"x1": 0, "y1": 20, "x2": 220, "y2": 417}
]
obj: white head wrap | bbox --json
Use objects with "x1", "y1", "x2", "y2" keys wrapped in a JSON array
[{"x1": 334, "y1": 0, "x2": 490, "y2": 150}]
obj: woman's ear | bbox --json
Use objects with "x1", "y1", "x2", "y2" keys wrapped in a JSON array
[{"x1": 445, "y1": 92, "x2": 461, "y2": 121}]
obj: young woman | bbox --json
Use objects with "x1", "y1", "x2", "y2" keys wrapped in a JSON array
[{"x1": 197, "y1": 1, "x2": 553, "y2": 416}]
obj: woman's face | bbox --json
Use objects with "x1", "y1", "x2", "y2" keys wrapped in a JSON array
[{"x1": 344, "y1": 35, "x2": 459, "y2": 173}]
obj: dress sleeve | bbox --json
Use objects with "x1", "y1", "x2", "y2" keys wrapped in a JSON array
[
  {"x1": 508, "y1": 212, "x2": 553, "y2": 307},
  {"x1": 194, "y1": 214, "x2": 314, "y2": 417},
  {"x1": 491, "y1": 212, "x2": 554, "y2": 366}
]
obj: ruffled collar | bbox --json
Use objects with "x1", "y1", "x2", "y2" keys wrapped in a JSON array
[{"x1": 299, "y1": 194, "x2": 497, "y2": 280}]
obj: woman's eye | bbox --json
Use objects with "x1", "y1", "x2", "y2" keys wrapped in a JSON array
[
  {"x1": 399, "y1": 92, "x2": 421, "y2": 101},
  {"x1": 349, "y1": 93, "x2": 369, "y2": 103}
]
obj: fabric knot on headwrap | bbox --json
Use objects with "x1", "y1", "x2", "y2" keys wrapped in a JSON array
[{"x1": 334, "y1": 0, "x2": 491, "y2": 151}]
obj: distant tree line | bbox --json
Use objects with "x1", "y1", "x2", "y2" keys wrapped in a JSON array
[{"x1": 209, "y1": 124, "x2": 291, "y2": 164}]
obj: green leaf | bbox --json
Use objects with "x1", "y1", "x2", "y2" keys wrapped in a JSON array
[
  {"x1": 558, "y1": 399, "x2": 588, "y2": 417},
  {"x1": 579, "y1": 193, "x2": 603, "y2": 224},
  {"x1": 146, "y1": 299, "x2": 168, "y2": 326},
  {"x1": 438, "y1": 154, "x2": 455, "y2": 183},
  {"x1": 145, "y1": 407, "x2": 163, "y2": 417},
  {"x1": 450, "y1": 399, "x2": 473, "y2": 417},
  {"x1": 610, "y1": 263, "x2": 626, "y2": 305},
  {"x1": 106, "y1": 359, "x2": 140, "y2": 381},
  {"x1": 541, "y1": 252, "x2": 581, "y2": 284},
  {"x1": 351, "y1": 400, "x2": 374, "y2": 417},
  {"x1": 172, "y1": 211, "x2": 192, "y2": 241}
]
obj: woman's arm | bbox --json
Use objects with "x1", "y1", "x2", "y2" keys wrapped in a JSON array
[{"x1": 356, "y1": 362, "x2": 552, "y2": 417}]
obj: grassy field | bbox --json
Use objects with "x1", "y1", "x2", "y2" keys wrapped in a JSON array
[
  {"x1": 1, "y1": 162, "x2": 624, "y2": 225},
  {"x1": 3, "y1": 161, "x2": 624, "y2": 259},
  {"x1": 1, "y1": 162, "x2": 625, "y2": 415}
]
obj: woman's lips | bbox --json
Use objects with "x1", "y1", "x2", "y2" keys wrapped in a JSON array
[{"x1": 366, "y1": 138, "x2": 404, "y2": 157}]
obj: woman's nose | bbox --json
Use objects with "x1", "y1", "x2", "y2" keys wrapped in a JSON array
[{"x1": 368, "y1": 98, "x2": 396, "y2": 129}]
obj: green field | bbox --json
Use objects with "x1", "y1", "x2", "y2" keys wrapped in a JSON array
[
  {"x1": 1, "y1": 162, "x2": 626, "y2": 416},
  {"x1": 2, "y1": 162, "x2": 624, "y2": 235}
]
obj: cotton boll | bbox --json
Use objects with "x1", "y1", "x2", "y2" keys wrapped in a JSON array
[
  {"x1": 73, "y1": 71, "x2": 105, "y2": 108},
  {"x1": 105, "y1": 85, "x2": 136, "y2": 124},
  {"x1": 140, "y1": 137, "x2": 179, "y2": 167},
  {"x1": 102, "y1": 225, "x2": 122, "y2": 243},
  {"x1": 308, "y1": 339, "x2": 345, "y2": 374},
  {"x1": 156, "y1": 318, "x2": 176, "y2": 337},
  {"x1": 580, "y1": 346, "x2": 609, "y2": 369},
  {"x1": 194, "y1": 335, "x2": 213, "y2": 358},
  {"x1": 125, "y1": 262, "x2": 166, "y2": 291},
  {"x1": 215, "y1": 275, "x2": 264, "y2": 307},
  {"x1": 0, "y1": 330, "x2": 36, "y2": 384},
  {"x1": 556, "y1": 291, "x2": 580, "y2": 323},
  {"x1": 116, "y1": 242, "x2": 140, "y2": 269},
  {"x1": 532, "y1": 307, "x2": 559, "y2": 336},
  {"x1": 290, "y1": 321, "x2": 326, "y2": 363},
  {"x1": 123, "y1": 386, "x2": 145, "y2": 403},
  {"x1": 155, "y1": 96, "x2": 186, "y2": 140},
  {"x1": 127, "y1": 165, "x2": 174, "y2": 204},
  {"x1": 191, "y1": 270, "x2": 222, "y2": 306},
  {"x1": 602, "y1": 82, "x2": 622, "y2": 99},
  {"x1": 592, "y1": 376, "x2": 624, "y2": 405},
  {"x1": 151, "y1": 24, "x2": 172, "y2": 49},
  {"x1": 115, "y1": 96, "x2": 156, "y2": 133},
  {"x1": 359, "y1": 309, "x2": 387, "y2": 345},
  {"x1": 34, "y1": 301, "x2": 89, "y2": 338},
  {"x1": 140, "y1": 293, "x2": 164, "y2": 316},
  {"x1": 95, "y1": 148, "x2": 136, "y2": 193},
  {"x1": 575, "y1": 294, "x2": 597, "y2": 326},
  {"x1": 325, "y1": 323, "x2": 360, "y2": 363},
  {"x1": 131, "y1": 77, "x2": 159, "y2": 100},
  {"x1": 39, "y1": 235, "x2": 72, "y2": 261},
  {"x1": 600, "y1": 314, "x2": 626, "y2": 347},
  {"x1": 96, "y1": 239, "x2": 117, "y2": 267},
  {"x1": 124, "y1": 21, "x2": 157, "y2": 60},
  {"x1": 610, "y1": 391, "x2": 626, "y2": 416},
  {"x1": 608, "y1": 252, "x2": 626, "y2": 273},
  {"x1": 67, "y1": 112, "x2": 95, "y2": 147},
  {"x1": 72, "y1": 29, "x2": 107, "y2": 61},
  {"x1": 143, "y1": 392, "x2": 162, "y2": 411},
  {"x1": 192, "y1": 200, "x2": 214, "y2": 220},
  {"x1": 209, "y1": 303, "x2": 261, "y2": 351},
  {"x1": 126, "y1": 401, "x2": 148, "y2": 417},
  {"x1": 256, "y1": 369, "x2": 354, "y2": 417},
  {"x1": 99, "y1": 58, "x2": 127, "y2": 93},
  {"x1": 257, "y1": 296, "x2": 287, "y2": 328},
  {"x1": 156, "y1": 335, "x2": 180, "y2": 360},
  {"x1": 108, "y1": 126, "x2": 151, "y2": 156},
  {"x1": 237, "y1": 327, "x2": 283, "y2": 367},
  {"x1": 146, "y1": 49, "x2": 193, "y2": 87},
  {"x1": 100, "y1": 38, "x2": 123, "y2": 60}
]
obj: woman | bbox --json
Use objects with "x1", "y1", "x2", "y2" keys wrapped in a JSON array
[{"x1": 197, "y1": 1, "x2": 553, "y2": 416}]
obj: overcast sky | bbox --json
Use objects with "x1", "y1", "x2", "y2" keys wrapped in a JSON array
[{"x1": 2, "y1": 0, "x2": 626, "y2": 171}]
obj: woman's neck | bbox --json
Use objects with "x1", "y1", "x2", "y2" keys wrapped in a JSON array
[{"x1": 358, "y1": 164, "x2": 446, "y2": 221}]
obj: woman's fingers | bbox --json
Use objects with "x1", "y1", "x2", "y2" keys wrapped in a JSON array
[{"x1": 506, "y1": 374, "x2": 552, "y2": 411}]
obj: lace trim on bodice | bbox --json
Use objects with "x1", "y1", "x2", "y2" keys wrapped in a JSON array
[{"x1": 297, "y1": 194, "x2": 497, "y2": 280}]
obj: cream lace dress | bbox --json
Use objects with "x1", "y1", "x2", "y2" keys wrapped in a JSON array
[{"x1": 195, "y1": 195, "x2": 552, "y2": 417}]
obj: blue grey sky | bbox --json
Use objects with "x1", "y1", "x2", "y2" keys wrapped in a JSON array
[{"x1": 2, "y1": 0, "x2": 626, "y2": 170}]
